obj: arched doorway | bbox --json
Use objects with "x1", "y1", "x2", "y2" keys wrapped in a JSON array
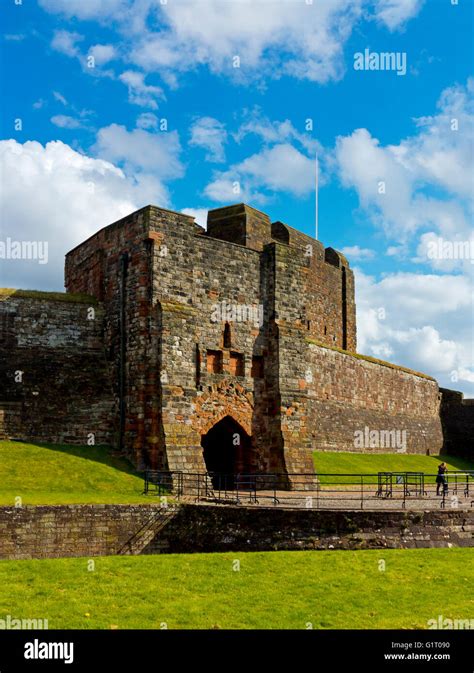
[{"x1": 201, "y1": 416, "x2": 252, "y2": 489}]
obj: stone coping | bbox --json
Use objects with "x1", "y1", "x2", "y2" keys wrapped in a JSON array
[
  {"x1": 306, "y1": 338, "x2": 435, "y2": 381},
  {"x1": 0, "y1": 288, "x2": 97, "y2": 304}
]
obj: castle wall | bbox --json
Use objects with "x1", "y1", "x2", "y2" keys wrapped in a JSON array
[
  {"x1": 65, "y1": 206, "x2": 202, "y2": 466},
  {"x1": 64, "y1": 205, "x2": 285, "y2": 473},
  {"x1": 269, "y1": 225, "x2": 357, "y2": 351},
  {"x1": 50, "y1": 202, "x2": 460, "y2": 476},
  {"x1": 305, "y1": 249, "x2": 356, "y2": 352},
  {"x1": 1, "y1": 504, "x2": 472, "y2": 560},
  {"x1": 270, "y1": 243, "x2": 314, "y2": 477},
  {"x1": 307, "y1": 342, "x2": 444, "y2": 454},
  {"x1": 440, "y1": 388, "x2": 474, "y2": 457},
  {"x1": 207, "y1": 203, "x2": 272, "y2": 251},
  {"x1": 0, "y1": 292, "x2": 115, "y2": 444},
  {"x1": 150, "y1": 211, "x2": 285, "y2": 474}
]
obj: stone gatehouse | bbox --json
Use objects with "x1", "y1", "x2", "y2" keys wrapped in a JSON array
[{"x1": 0, "y1": 203, "x2": 472, "y2": 480}]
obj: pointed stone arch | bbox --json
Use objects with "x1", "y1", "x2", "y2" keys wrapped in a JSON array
[
  {"x1": 194, "y1": 380, "x2": 254, "y2": 437},
  {"x1": 201, "y1": 415, "x2": 253, "y2": 487}
]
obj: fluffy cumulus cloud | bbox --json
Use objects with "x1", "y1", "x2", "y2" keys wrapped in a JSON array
[
  {"x1": 205, "y1": 143, "x2": 316, "y2": 203},
  {"x1": 136, "y1": 112, "x2": 159, "y2": 130},
  {"x1": 204, "y1": 112, "x2": 319, "y2": 203},
  {"x1": 50, "y1": 114, "x2": 84, "y2": 129},
  {"x1": 335, "y1": 80, "x2": 474, "y2": 397},
  {"x1": 238, "y1": 144, "x2": 315, "y2": 195},
  {"x1": 51, "y1": 30, "x2": 83, "y2": 57},
  {"x1": 87, "y1": 44, "x2": 117, "y2": 66},
  {"x1": 372, "y1": 0, "x2": 424, "y2": 31},
  {"x1": 0, "y1": 137, "x2": 181, "y2": 290},
  {"x1": 189, "y1": 117, "x2": 227, "y2": 163},
  {"x1": 93, "y1": 123, "x2": 183, "y2": 178},
  {"x1": 40, "y1": 0, "x2": 424, "y2": 84},
  {"x1": 335, "y1": 79, "x2": 474, "y2": 258},
  {"x1": 355, "y1": 268, "x2": 474, "y2": 396},
  {"x1": 341, "y1": 245, "x2": 375, "y2": 260},
  {"x1": 204, "y1": 177, "x2": 251, "y2": 204},
  {"x1": 39, "y1": 0, "x2": 127, "y2": 20},
  {"x1": 234, "y1": 109, "x2": 318, "y2": 154},
  {"x1": 400, "y1": 79, "x2": 474, "y2": 201},
  {"x1": 132, "y1": 0, "x2": 362, "y2": 83},
  {"x1": 118, "y1": 71, "x2": 164, "y2": 109}
]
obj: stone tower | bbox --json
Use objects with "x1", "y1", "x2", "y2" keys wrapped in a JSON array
[{"x1": 64, "y1": 203, "x2": 359, "y2": 481}]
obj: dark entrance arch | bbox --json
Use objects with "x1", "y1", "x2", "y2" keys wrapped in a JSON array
[{"x1": 201, "y1": 416, "x2": 252, "y2": 489}]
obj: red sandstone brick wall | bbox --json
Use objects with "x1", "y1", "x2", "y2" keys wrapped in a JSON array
[
  {"x1": 0, "y1": 294, "x2": 115, "y2": 445},
  {"x1": 307, "y1": 343, "x2": 444, "y2": 454}
]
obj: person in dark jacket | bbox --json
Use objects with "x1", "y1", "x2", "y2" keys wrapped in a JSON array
[{"x1": 436, "y1": 462, "x2": 448, "y2": 496}]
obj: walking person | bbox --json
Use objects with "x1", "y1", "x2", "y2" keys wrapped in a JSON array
[{"x1": 436, "y1": 462, "x2": 448, "y2": 496}]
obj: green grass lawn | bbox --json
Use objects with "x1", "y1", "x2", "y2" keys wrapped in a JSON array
[
  {"x1": 1, "y1": 441, "x2": 472, "y2": 503},
  {"x1": 0, "y1": 440, "x2": 149, "y2": 505},
  {"x1": 0, "y1": 549, "x2": 472, "y2": 629},
  {"x1": 313, "y1": 451, "x2": 474, "y2": 485}
]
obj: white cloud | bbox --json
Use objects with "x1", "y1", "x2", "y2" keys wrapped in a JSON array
[
  {"x1": 205, "y1": 141, "x2": 315, "y2": 204},
  {"x1": 335, "y1": 79, "x2": 473, "y2": 249},
  {"x1": 0, "y1": 139, "x2": 163, "y2": 290},
  {"x1": 50, "y1": 32, "x2": 115, "y2": 79},
  {"x1": 136, "y1": 112, "x2": 159, "y2": 130},
  {"x1": 93, "y1": 123, "x2": 183, "y2": 179},
  {"x1": 88, "y1": 44, "x2": 117, "y2": 66},
  {"x1": 51, "y1": 30, "x2": 83, "y2": 58},
  {"x1": 234, "y1": 109, "x2": 319, "y2": 154},
  {"x1": 118, "y1": 70, "x2": 164, "y2": 109},
  {"x1": 355, "y1": 268, "x2": 474, "y2": 396},
  {"x1": 401, "y1": 79, "x2": 474, "y2": 200},
  {"x1": 40, "y1": 1, "x2": 424, "y2": 84},
  {"x1": 181, "y1": 208, "x2": 208, "y2": 230},
  {"x1": 335, "y1": 80, "x2": 474, "y2": 397},
  {"x1": 189, "y1": 117, "x2": 227, "y2": 163},
  {"x1": 50, "y1": 115, "x2": 84, "y2": 129},
  {"x1": 237, "y1": 144, "x2": 315, "y2": 195},
  {"x1": 341, "y1": 245, "x2": 375, "y2": 260},
  {"x1": 53, "y1": 91, "x2": 68, "y2": 106},
  {"x1": 39, "y1": 0, "x2": 126, "y2": 20},
  {"x1": 204, "y1": 178, "x2": 250, "y2": 205},
  {"x1": 372, "y1": 0, "x2": 424, "y2": 31},
  {"x1": 39, "y1": 0, "x2": 423, "y2": 86},
  {"x1": 4, "y1": 34, "x2": 26, "y2": 41},
  {"x1": 386, "y1": 244, "x2": 407, "y2": 257},
  {"x1": 136, "y1": 0, "x2": 421, "y2": 81},
  {"x1": 131, "y1": 0, "x2": 365, "y2": 83}
]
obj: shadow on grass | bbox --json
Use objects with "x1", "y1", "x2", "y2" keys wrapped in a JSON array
[
  {"x1": 436, "y1": 454, "x2": 474, "y2": 470},
  {"x1": 9, "y1": 440, "x2": 144, "y2": 479}
]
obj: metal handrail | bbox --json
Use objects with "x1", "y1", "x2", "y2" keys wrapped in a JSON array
[{"x1": 143, "y1": 469, "x2": 474, "y2": 510}]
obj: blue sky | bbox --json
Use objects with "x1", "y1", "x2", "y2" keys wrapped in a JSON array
[{"x1": 1, "y1": 0, "x2": 473, "y2": 395}]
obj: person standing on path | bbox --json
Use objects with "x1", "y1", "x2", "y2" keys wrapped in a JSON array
[{"x1": 436, "y1": 462, "x2": 448, "y2": 496}]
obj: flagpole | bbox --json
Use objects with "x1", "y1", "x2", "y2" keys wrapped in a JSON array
[{"x1": 315, "y1": 152, "x2": 319, "y2": 241}]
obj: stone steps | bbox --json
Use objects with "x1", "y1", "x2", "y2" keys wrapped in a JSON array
[{"x1": 118, "y1": 507, "x2": 178, "y2": 555}]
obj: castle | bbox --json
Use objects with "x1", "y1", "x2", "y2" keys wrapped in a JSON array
[{"x1": 1, "y1": 203, "x2": 472, "y2": 483}]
